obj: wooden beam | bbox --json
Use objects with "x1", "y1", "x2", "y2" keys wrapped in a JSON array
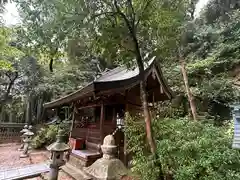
[
  {"x1": 76, "y1": 97, "x2": 126, "y2": 110},
  {"x1": 100, "y1": 103, "x2": 105, "y2": 144},
  {"x1": 76, "y1": 104, "x2": 101, "y2": 110},
  {"x1": 152, "y1": 66, "x2": 171, "y2": 99}
]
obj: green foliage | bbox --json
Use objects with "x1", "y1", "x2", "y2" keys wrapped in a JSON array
[
  {"x1": 125, "y1": 113, "x2": 161, "y2": 180},
  {"x1": 32, "y1": 123, "x2": 70, "y2": 149},
  {"x1": 126, "y1": 115, "x2": 240, "y2": 180},
  {"x1": 155, "y1": 118, "x2": 240, "y2": 180},
  {"x1": 15, "y1": 0, "x2": 189, "y2": 67},
  {"x1": 162, "y1": 8, "x2": 240, "y2": 119},
  {"x1": 0, "y1": 27, "x2": 23, "y2": 71},
  {"x1": 0, "y1": 60, "x2": 13, "y2": 70}
]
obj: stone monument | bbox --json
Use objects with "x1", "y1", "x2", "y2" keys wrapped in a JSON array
[
  {"x1": 20, "y1": 129, "x2": 34, "y2": 158},
  {"x1": 84, "y1": 134, "x2": 128, "y2": 180},
  {"x1": 18, "y1": 124, "x2": 28, "y2": 151}
]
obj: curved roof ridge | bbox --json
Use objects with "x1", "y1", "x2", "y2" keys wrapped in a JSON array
[
  {"x1": 95, "y1": 56, "x2": 156, "y2": 82},
  {"x1": 43, "y1": 55, "x2": 171, "y2": 109}
]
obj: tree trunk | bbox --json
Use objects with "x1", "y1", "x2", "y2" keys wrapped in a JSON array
[
  {"x1": 180, "y1": 57, "x2": 198, "y2": 121},
  {"x1": 25, "y1": 94, "x2": 32, "y2": 124},
  {"x1": 0, "y1": 110, "x2": 4, "y2": 122},
  {"x1": 113, "y1": 2, "x2": 164, "y2": 179},
  {"x1": 132, "y1": 30, "x2": 164, "y2": 180},
  {"x1": 140, "y1": 81, "x2": 156, "y2": 153},
  {"x1": 36, "y1": 97, "x2": 43, "y2": 123},
  {"x1": 131, "y1": 35, "x2": 156, "y2": 154},
  {"x1": 0, "y1": 72, "x2": 18, "y2": 106}
]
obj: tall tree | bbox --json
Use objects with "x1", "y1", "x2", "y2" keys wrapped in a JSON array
[
  {"x1": 16, "y1": 1, "x2": 191, "y2": 178},
  {"x1": 16, "y1": 0, "x2": 186, "y2": 150},
  {"x1": 0, "y1": 27, "x2": 24, "y2": 105},
  {"x1": 82, "y1": 0, "x2": 186, "y2": 157},
  {"x1": 180, "y1": 2, "x2": 199, "y2": 121}
]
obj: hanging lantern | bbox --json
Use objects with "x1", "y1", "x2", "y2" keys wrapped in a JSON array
[{"x1": 116, "y1": 113, "x2": 124, "y2": 130}]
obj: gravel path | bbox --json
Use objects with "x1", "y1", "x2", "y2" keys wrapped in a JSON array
[
  {"x1": 0, "y1": 143, "x2": 73, "y2": 180},
  {"x1": 0, "y1": 143, "x2": 49, "y2": 170}
]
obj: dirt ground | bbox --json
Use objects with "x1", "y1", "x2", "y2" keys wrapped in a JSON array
[
  {"x1": 0, "y1": 143, "x2": 49, "y2": 170},
  {"x1": 0, "y1": 143, "x2": 136, "y2": 180},
  {"x1": 0, "y1": 143, "x2": 73, "y2": 180}
]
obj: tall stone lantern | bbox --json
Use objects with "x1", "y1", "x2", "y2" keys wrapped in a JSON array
[
  {"x1": 84, "y1": 134, "x2": 128, "y2": 180},
  {"x1": 18, "y1": 124, "x2": 28, "y2": 151},
  {"x1": 20, "y1": 130, "x2": 34, "y2": 158},
  {"x1": 47, "y1": 129, "x2": 70, "y2": 180}
]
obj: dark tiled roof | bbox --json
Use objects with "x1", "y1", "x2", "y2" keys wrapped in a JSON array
[
  {"x1": 43, "y1": 56, "x2": 172, "y2": 109},
  {"x1": 95, "y1": 57, "x2": 155, "y2": 82}
]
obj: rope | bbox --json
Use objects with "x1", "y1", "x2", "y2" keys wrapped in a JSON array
[{"x1": 112, "y1": 128, "x2": 119, "y2": 136}]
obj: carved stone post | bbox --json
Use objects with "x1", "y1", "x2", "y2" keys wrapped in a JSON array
[
  {"x1": 20, "y1": 130, "x2": 34, "y2": 158},
  {"x1": 84, "y1": 134, "x2": 128, "y2": 180},
  {"x1": 18, "y1": 125, "x2": 28, "y2": 151}
]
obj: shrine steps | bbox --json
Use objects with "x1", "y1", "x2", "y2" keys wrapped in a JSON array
[
  {"x1": 87, "y1": 136, "x2": 101, "y2": 144},
  {"x1": 62, "y1": 162, "x2": 92, "y2": 180},
  {"x1": 68, "y1": 150, "x2": 101, "y2": 168}
]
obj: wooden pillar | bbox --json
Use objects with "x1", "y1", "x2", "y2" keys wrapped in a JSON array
[
  {"x1": 124, "y1": 91, "x2": 128, "y2": 166},
  {"x1": 69, "y1": 104, "x2": 76, "y2": 139},
  {"x1": 9, "y1": 111, "x2": 13, "y2": 123},
  {"x1": 100, "y1": 103, "x2": 105, "y2": 144},
  {"x1": 152, "y1": 91, "x2": 155, "y2": 118},
  {"x1": 112, "y1": 107, "x2": 116, "y2": 127}
]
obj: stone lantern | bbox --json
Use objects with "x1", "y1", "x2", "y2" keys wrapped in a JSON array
[
  {"x1": 28, "y1": 125, "x2": 33, "y2": 131},
  {"x1": 47, "y1": 129, "x2": 70, "y2": 180},
  {"x1": 20, "y1": 130, "x2": 34, "y2": 158},
  {"x1": 116, "y1": 113, "x2": 124, "y2": 130},
  {"x1": 84, "y1": 134, "x2": 128, "y2": 180},
  {"x1": 18, "y1": 124, "x2": 28, "y2": 151}
]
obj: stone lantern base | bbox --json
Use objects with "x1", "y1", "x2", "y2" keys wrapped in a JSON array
[
  {"x1": 83, "y1": 135, "x2": 128, "y2": 180},
  {"x1": 84, "y1": 158, "x2": 128, "y2": 180}
]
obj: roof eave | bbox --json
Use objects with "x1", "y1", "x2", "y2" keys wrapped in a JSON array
[
  {"x1": 43, "y1": 83, "x2": 94, "y2": 109},
  {"x1": 153, "y1": 60, "x2": 175, "y2": 99}
]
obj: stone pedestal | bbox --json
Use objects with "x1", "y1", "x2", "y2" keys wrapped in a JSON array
[
  {"x1": 47, "y1": 129, "x2": 70, "y2": 180},
  {"x1": 84, "y1": 135, "x2": 128, "y2": 180}
]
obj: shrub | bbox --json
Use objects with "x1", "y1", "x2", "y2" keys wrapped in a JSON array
[
  {"x1": 126, "y1": 115, "x2": 240, "y2": 180},
  {"x1": 125, "y1": 113, "x2": 161, "y2": 180},
  {"x1": 32, "y1": 123, "x2": 70, "y2": 149}
]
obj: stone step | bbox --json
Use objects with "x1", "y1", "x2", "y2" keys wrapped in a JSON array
[
  {"x1": 62, "y1": 162, "x2": 92, "y2": 180},
  {"x1": 68, "y1": 150, "x2": 101, "y2": 168},
  {"x1": 69, "y1": 153, "x2": 88, "y2": 167},
  {"x1": 0, "y1": 163, "x2": 50, "y2": 180}
]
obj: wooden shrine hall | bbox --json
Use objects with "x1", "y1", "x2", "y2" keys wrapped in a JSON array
[{"x1": 43, "y1": 56, "x2": 173, "y2": 167}]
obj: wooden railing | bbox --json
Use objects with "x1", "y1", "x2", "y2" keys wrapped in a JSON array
[{"x1": 0, "y1": 123, "x2": 25, "y2": 143}]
